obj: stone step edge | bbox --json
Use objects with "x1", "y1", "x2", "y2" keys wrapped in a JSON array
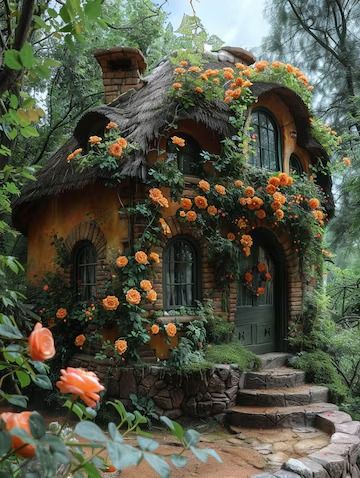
[
  {"x1": 250, "y1": 410, "x2": 360, "y2": 478},
  {"x1": 227, "y1": 402, "x2": 337, "y2": 415},
  {"x1": 238, "y1": 385, "x2": 328, "y2": 395}
]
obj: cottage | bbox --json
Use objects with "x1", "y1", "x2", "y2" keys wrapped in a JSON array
[{"x1": 13, "y1": 46, "x2": 333, "y2": 358}]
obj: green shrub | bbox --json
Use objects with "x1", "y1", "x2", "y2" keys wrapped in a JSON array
[
  {"x1": 204, "y1": 313, "x2": 234, "y2": 344},
  {"x1": 205, "y1": 343, "x2": 260, "y2": 371}
]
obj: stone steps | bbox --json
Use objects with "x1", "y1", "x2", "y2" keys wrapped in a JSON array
[
  {"x1": 244, "y1": 367, "x2": 306, "y2": 389},
  {"x1": 226, "y1": 402, "x2": 338, "y2": 428},
  {"x1": 237, "y1": 385, "x2": 329, "y2": 407},
  {"x1": 258, "y1": 352, "x2": 292, "y2": 370}
]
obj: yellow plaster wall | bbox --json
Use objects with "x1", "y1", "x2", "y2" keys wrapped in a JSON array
[{"x1": 26, "y1": 182, "x2": 128, "y2": 282}]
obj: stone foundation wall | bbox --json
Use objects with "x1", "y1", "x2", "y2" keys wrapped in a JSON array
[{"x1": 70, "y1": 354, "x2": 243, "y2": 419}]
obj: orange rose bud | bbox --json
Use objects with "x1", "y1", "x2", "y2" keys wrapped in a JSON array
[
  {"x1": 146, "y1": 289, "x2": 157, "y2": 303},
  {"x1": 140, "y1": 280, "x2": 152, "y2": 291},
  {"x1": 135, "y1": 251, "x2": 148, "y2": 265},
  {"x1": 56, "y1": 367, "x2": 105, "y2": 408},
  {"x1": 75, "y1": 334, "x2": 86, "y2": 347},
  {"x1": 0, "y1": 412, "x2": 36, "y2": 458},
  {"x1": 126, "y1": 289, "x2": 141, "y2": 305},
  {"x1": 195, "y1": 86, "x2": 204, "y2": 94},
  {"x1": 149, "y1": 252, "x2": 160, "y2": 263},
  {"x1": 180, "y1": 198, "x2": 192, "y2": 210},
  {"x1": 194, "y1": 195, "x2": 208, "y2": 209},
  {"x1": 115, "y1": 339, "x2": 127, "y2": 355},
  {"x1": 28, "y1": 323, "x2": 55, "y2": 362},
  {"x1": 186, "y1": 210, "x2": 197, "y2": 222},
  {"x1": 165, "y1": 322, "x2": 177, "y2": 337},
  {"x1": 106, "y1": 121, "x2": 118, "y2": 129},
  {"x1": 172, "y1": 82, "x2": 182, "y2": 90},
  {"x1": 198, "y1": 179, "x2": 210, "y2": 192},
  {"x1": 159, "y1": 217, "x2": 171, "y2": 236},
  {"x1": 43, "y1": 284, "x2": 49, "y2": 292},
  {"x1": 234, "y1": 180, "x2": 243, "y2": 188},
  {"x1": 116, "y1": 256, "x2": 128, "y2": 268},
  {"x1": 151, "y1": 324, "x2": 160, "y2": 335},
  {"x1": 171, "y1": 135, "x2": 185, "y2": 147},
  {"x1": 343, "y1": 157, "x2": 351, "y2": 167},
  {"x1": 56, "y1": 308, "x2": 67, "y2": 319},
  {"x1": 102, "y1": 296, "x2": 120, "y2": 311}
]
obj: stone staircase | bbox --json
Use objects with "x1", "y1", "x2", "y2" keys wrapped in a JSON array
[{"x1": 227, "y1": 353, "x2": 338, "y2": 429}]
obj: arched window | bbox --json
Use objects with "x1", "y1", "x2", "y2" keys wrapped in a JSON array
[
  {"x1": 163, "y1": 237, "x2": 200, "y2": 309},
  {"x1": 250, "y1": 109, "x2": 281, "y2": 171},
  {"x1": 72, "y1": 240, "x2": 97, "y2": 301},
  {"x1": 167, "y1": 134, "x2": 202, "y2": 176},
  {"x1": 289, "y1": 153, "x2": 304, "y2": 175}
]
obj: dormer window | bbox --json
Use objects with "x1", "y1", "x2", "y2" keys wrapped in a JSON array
[
  {"x1": 167, "y1": 134, "x2": 202, "y2": 176},
  {"x1": 250, "y1": 109, "x2": 281, "y2": 171}
]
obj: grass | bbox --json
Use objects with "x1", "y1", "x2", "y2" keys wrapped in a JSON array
[{"x1": 204, "y1": 343, "x2": 260, "y2": 371}]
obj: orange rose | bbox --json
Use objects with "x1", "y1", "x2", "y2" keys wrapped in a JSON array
[
  {"x1": 312, "y1": 210, "x2": 325, "y2": 221},
  {"x1": 244, "y1": 186, "x2": 255, "y2": 198},
  {"x1": 240, "y1": 234, "x2": 253, "y2": 248},
  {"x1": 151, "y1": 324, "x2": 160, "y2": 335},
  {"x1": 117, "y1": 137, "x2": 128, "y2": 149},
  {"x1": 195, "y1": 86, "x2": 204, "y2": 94},
  {"x1": 146, "y1": 289, "x2": 157, "y2": 303},
  {"x1": 237, "y1": 218, "x2": 248, "y2": 229},
  {"x1": 140, "y1": 280, "x2": 153, "y2": 291},
  {"x1": 343, "y1": 157, "x2": 351, "y2": 167},
  {"x1": 255, "y1": 209, "x2": 266, "y2": 219},
  {"x1": 215, "y1": 184, "x2": 226, "y2": 195},
  {"x1": 186, "y1": 211, "x2": 197, "y2": 222},
  {"x1": 234, "y1": 180, "x2": 243, "y2": 188},
  {"x1": 116, "y1": 256, "x2": 128, "y2": 268},
  {"x1": 278, "y1": 172, "x2": 289, "y2": 186},
  {"x1": 106, "y1": 121, "x2": 118, "y2": 129},
  {"x1": 149, "y1": 252, "x2": 160, "y2": 264},
  {"x1": 223, "y1": 70, "x2": 234, "y2": 80},
  {"x1": 171, "y1": 136, "x2": 185, "y2": 147},
  {"x1": 135, "y1": 251, "x2": 148, "y2": 265},
  {"x1": 198, "y1": 180, "x2": 210, "y2": 192},
  {"x1": 174, "y1": 67, "x2": 186, "y2": 75},
  {"x1": 28, "y1": 323, "x2": 55, "y2": 362},
  {"x1": 287, "y1": 176, "x2": 294, "y2": 185},
  {"x1": 75, "y1": 334, "x2": 86, "y2": 347},
  {"x1": 194, "y1": 195, "x2": 208, "y2": 209},
  {"x1": 56, "y1": 308, "x2": 67, "y2": 320},
  {"x1": 271, "y1": 200, "x2": 282, "y2": 211},
  {"x1": 159, "y1": 217, "x2": 171, "y2": 236},
  {"x1": 89, "y1": 135, "x2": 102, "y2": 145},
  {"x1": 0, "y1": 412, "x2": 35, "y2": 458},
  {"x1": 257, "y1": 287, "x2": 265, "y2": 296},
  {"x1": 255, "y1": 60, "x2": 269, "y2": 72},
  {"x1": 308, "y1": 198, "x2": 320, "y2": 210},
  {"x1": 273, "y1": 192, "x2": 286, "y2": 204},
  {"x1": 56, "y1": 367, "x2": 105, "y2": 408},
  {"x1": 227, "y1": 232, "x2": 236, "y2": 241},
  {"x1": 265, "y1": 272, "x2": 272, "y2": 281},
  {"x1": 172, "y1": 82, "x2": 182, "y2": 90},
  {"x1": 165, "y1": 323, "x2": 177, "y2": 337},
  {"x1": 268, "y1": 176, "x2": 280, "y2": 187},
  {"x1": 126, "y1": 288, "x2": 141, "y2": 305},
  {"x1": 108, "y1": 143, "x2": 123, "y2": 158},
  {"x1": 43, "y1": 284, "x2": 49, "y2": 292},
  {"x1": 207, "y1": 205, "x2": 218, "y2": 216},
  {"x1": 239, "y1": 197, "x2": 247, "y2": 206},
  {"x1": 181, "y1": 198, "x2": 193, "y2": 210},
  {"x1": 275, "y1": 209, "x2": 285, "y2": 220},
  {"x1": 257, "y1": 262, "x2": 267, "y2": 273},
  {"x1": 243, "y1": 246, "x2": 251, "y2": 257},
  {"x1": 102, "y1": 296, "x2": 120, "y2": 311},
  {"x1": 244, "y1": 272, "x2": 253, "y2": 283},
  {"x1": 266, "y1": 184, "x2": 277, "y2": 195},
  {"x1": 149, "y1": 188, "x2": 169, "y2": 208},
  {"x1": 115, "y1": 339, "x2": 127, "y2": 355},
  {"x1": 179, "y1": 60, "x2": 188, "y2": 67},
  {"x1": 188, "y1": 66, "x2": 201, "y2": 73},
  {"x1": 179, "y1": 210, "x2": 186, "y2": 217}
]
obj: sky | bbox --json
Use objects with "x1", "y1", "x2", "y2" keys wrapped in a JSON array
[{"x1": 164, "y1": 0, "x2": 270, "y2": 54}]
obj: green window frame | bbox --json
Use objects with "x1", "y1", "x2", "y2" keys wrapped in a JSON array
[
  {"x1": 73, "y1": 240, "x2": 97, "y2": 301},
  {"x1": 289, "y1": 153, "x2": 304, "y2": 175},
  {"x1": 163, "y1": 237, "x2": 200, "y2": 309},
  {"x1": 250, "y1": 109, "x2": 281, "y2": 171},
  {"x1": 166, "y1": 134, "x2": 202, "y2": 176}
]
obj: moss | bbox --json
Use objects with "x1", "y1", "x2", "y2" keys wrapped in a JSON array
[
  {"x1": 293, "y1": 350, "x2": 348, "y2": 403},
  {"x1": 204, "y1": 343, "x2": 260, "y2": 371}
]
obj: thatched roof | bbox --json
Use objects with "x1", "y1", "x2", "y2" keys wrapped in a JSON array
[{"x1": 13, "y1": 54, "x2": 334, "y2": 228}]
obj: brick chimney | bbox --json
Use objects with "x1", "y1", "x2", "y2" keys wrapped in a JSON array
[{"x1": 94, "y1": 47, "x2": 147, "y2": 104}]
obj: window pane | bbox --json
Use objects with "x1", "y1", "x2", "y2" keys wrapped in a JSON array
[
  {"x1": 164, "y1": 239, "x2": 198, "y2": 308},
  {"x1": 167, "y1": 135, "x2": 201, "y2": 176},
  {"x1": 290, "y1": 154, "x2": 303, "y2": 175},
  {"x1": 74, "y1": 241, "x2": 97, "y2": 301},
  {"x1": 250, "y1": 111, "x2": 280, "y2": 171}
]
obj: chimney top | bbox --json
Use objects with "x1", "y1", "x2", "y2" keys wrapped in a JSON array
[
  {"x1": 216, "y1": 46, "x2": 256, "y2": 66},
  {"x1": 94, "y1": 47, "x2": 147, "y2": 104}
]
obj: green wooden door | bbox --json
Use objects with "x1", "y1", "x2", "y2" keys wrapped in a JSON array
[{"x1": 235, "y1": 245, "x2": 276, "y2": 353}]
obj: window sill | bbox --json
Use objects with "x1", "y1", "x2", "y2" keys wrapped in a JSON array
[{"x1": 156, "y1": 315, "x2": 198, "y2": 324}]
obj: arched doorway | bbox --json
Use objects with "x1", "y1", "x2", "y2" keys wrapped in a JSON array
[{"x1": 235, "y1": 229, "x2": 287, "y2": 353}]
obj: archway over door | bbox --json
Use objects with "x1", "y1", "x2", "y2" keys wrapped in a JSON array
[{"x1": 235, "y1": 228, "x2": 288, "y2": 354}]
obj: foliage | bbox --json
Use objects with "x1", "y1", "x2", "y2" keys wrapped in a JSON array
[
  {"x1": 204, "y1": 343, "x2": 260, "y2": 371},
  {"x1": 129, "y1": 394, "x2": 160, "y2": 426},
  {"x1": 196, "y1": 301, "x2": 235, "y2": 344}
]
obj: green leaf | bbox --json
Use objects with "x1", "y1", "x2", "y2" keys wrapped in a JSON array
[
  {"x1": 33, "y1": 374, "x2": 52, "y2": 390},
  {"x1": 106, "y1": 442, "x2": 141, "y2": 469},
  {"x1": 184, "y1": 429, "x2": 200, "y2": 447},
  {"x1": 20, "y1": 126, "x2": 39, "y2": 138},
  {"x1": 4, "y1": 50, "x2": 22, "y2": 70},
  {"x1": 160, "y1": 416, "x2": 184, "y2": 441},
  {"x1": 29, "y1": 412, "x2": 46, "y2": 439},
  {"x1": 0, "y1": 432, "x2": 11, "y2": 456},
  {"x1": 85, "y1": 0, "x2": 102, "y2": 19},
  {"x1": 108, "y1": 423, "x2": 123, "y2": 443},
  {"x1": 171, "y1": 454, "x2": 188, "y2": 468},
  {"x1": 75, "y1": 421, "x2": 107, "y2": 443},
  {"x1": 0, "y1": 323, "x2": 23, "y2": 339},
  {"x1": 16, "y1": 370, "x2": 31, "y2": 388},
  {"x1": 3, "y1": 393, "x2": 28, "y2": 408},
  {"x1": 137, "y1": 436, "x2": 158, "y2": 452},
  {"x1": 144, "y1": 452, "x2": 170, "y2": 478},
  {"x1": 19, "y1": 43, "x2": 35, "y2": 68},
  {"x1": 190, "y1": 446, "x2": 222, "y2": 463}
]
